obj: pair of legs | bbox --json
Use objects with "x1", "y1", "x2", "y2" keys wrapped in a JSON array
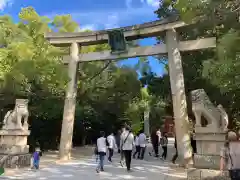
[
  {"x1": 133, "y1": 146, "x2": 140, "y2": 159},
  {"x1": 123, "y1": 150, "x2": 132, "y2": 171},
  {"x1": 32, "y1": 159, "x2": 39, "y2": 169},
  {"x1": 108, "y1": 148, "x2": 113, "y2": 162},
  {"x1": 172, "y1": 149, "x2": 178, "y2": 163},
  {"x1": 120, "y1": 150, "x2": 125, "y2": 167},
  {"x1": 96, "y1": 152, "x2": 106, "y2": 173},
  {"x1": 229, "y1": 169, "x2": 240, "y2": 180},
  {"x1": 139, "y1": 147, "x2": 146, "y2": 160},
  {"x1": 161, "y1": 146, "x2": 167, "y2": 160},
  {"x1": 151, "y1": 143, "x2": 159, "y2": 157}
]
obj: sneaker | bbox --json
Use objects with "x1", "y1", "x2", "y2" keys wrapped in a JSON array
[
  {"x1": 120, "y1": 161, "x2": 124, "y2": 167},
  {"x1": 96, "y1": 168, "x2": 99, "y2": 173}
]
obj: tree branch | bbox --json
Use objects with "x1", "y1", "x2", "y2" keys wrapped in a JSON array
[{"x1": 87, "y1": 61, "x2": 112, "y2": 81}]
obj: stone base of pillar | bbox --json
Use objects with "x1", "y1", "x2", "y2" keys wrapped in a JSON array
[
  {"x1": 194, "y1": 154, "x2": 220, "y2": 170},
  {"x1": 187, "y1": 168, "x2": 228, "y2": 180},
  {"x1": 0, "y1": 153, "x2": 31, "y2": 168}
]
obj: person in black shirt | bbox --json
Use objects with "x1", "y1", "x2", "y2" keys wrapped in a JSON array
[
  {"x1": 149, "y1": 128, "x2": 159, "y2": 157},
  {"x1": 172, "y1": 136, "x2": 178, "y2": 164}
]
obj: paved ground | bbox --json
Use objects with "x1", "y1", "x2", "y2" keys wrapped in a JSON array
[{"x1": 2, "y1": 142, "x2": 186, "y2": 180}]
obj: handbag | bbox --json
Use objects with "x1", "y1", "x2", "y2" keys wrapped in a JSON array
[{"x1": 94, "y1": 146, "x2": 98, "y2": 155}]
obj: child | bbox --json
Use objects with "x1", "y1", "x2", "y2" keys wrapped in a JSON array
[{"x1": 32, "y1": 147, "x2": 42, "y2": 170}]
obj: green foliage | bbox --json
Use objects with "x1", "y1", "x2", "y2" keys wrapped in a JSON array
[
  {"x1": 154, "y1": 0, "x2": 240, "y2": 128},
  {"x1": 0, "y1": 7, "x2": 150, "y2": 149}
]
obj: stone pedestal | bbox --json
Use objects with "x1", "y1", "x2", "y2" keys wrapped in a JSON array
[
  {"x1": 194, "y1": 128, "x2": 225, "y2": 169},
  {"x1": 187, "y1": 168, "x2": 229, "y2": 180},
  {"x1": 0, "y1": 130, "x2": 31, "y2": 168},
  {"x1": 188, "y1": 89, "x2": 229, "y2": 179}
]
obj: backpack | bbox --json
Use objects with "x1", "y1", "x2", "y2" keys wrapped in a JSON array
[
  {"x1": 94, "y1": 146, "x2": 98, "y2": 155},
  {"x1": 160, "y1": 137, "x2": 164, "y2": 145},
  {"x1": 160, "y1": 137, "x2": 168, "y2": 146}
]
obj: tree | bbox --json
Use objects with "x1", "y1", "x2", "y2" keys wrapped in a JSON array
[{"x1": 0, "y1": 7, "x2": 145, "y2": 151}]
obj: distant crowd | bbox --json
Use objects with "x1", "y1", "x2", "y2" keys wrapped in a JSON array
[{"x1": 94, "y1": 125, "x2": 195, "y2": 173}]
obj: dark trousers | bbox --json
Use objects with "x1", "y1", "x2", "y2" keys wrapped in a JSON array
[
  {"x1": 172, "y1": 149, "x2": 178, "y2": 163},
  {"x1": 140, "y1": 146, "x2": 146, "y2": 159},
  {"x1": 123, "y1": 150, "x2": 132, "y2": 170},
  {"x1": 229, "y1": 169, "x2": 240, "y2": 180},
  {"x1": 108, "y1": 148, "x2": 113, "y2": 161},
  {"x1": 152, "y1": 143, "x2": 159, "y2": 157},
  {"x1": 120, "y1": 150, "x2": 124, "y2": 161},
  {"x1": 133, "y1": 146, "x2": 140, "y2": 158},
  {"x1": 161, "y1": 146, "x2": 167, "y2": 159}
]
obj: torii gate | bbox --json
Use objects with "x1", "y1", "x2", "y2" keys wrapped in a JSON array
[{"x1": 45, "y1": 16, "x2": 216, "y2": 166}]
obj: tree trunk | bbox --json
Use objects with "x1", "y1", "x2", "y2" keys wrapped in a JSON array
[{"x1": 144, "y1": 110, "x2": 150, "y2": 137}]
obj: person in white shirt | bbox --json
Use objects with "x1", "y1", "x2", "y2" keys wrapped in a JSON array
[
  {"x1": 138, "y1": 130, "x2": 147, "y2": 160},
  {"x1": 107, "y1": 133, "x2": 116, "y2": 162},
  {"x1": 120, "y1": 127, "x2": 126, "y2": 166},
  {"x1": 120, "y1": 126, "x2": 134, "y2": 172},
  {"x1": 133, "y1": 132, "x2": 140, "y2": 159},
  {"x1": 156, "y1": 129, "x2": 161, "y2": 143},
  {"x1": 96, "y1": 131, "x2": 107, "y2": 173}
]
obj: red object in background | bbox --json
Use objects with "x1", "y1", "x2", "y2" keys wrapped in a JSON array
[{"x1": 162, "y1": 116, "x2": 175, "y2": 137}]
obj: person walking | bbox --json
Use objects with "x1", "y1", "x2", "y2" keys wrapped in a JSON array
[
  {"x1": 107, "y1": 132, "x2": 116, "y2": 162},
  {"x1": 120, "y1": 127, "x2": 126, "y2": 166},
  {"x1": 133, "y1": 132, "x2": 140, "y2": 159},
  {"x1": 115, "y1": 130, "x2": 121, "y2": 153},
  {"x1": 121, "y1": 126, "x2": 134, "y2": 172},
  {"x1": 220, "y1": 131, "x2": 240, "y2": 180},
  {"x1": 149, "y1": 128, "x2": 159, "y2": 157},
  {"x1": 138, "y1": 130, "x2": 147, "y2": 160},
  {"x1": 96, "y1": 131, "x2": 107, "y2": 173},
  {"x1": 172, "y1": 136, "x2": 178, "y2": 164},
  {"x1": 160, "y1": 132, "x2": 168, "y2": 160}
]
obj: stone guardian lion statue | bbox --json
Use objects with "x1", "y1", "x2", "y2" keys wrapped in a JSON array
[{"x1": 2, "y1": 99, "x2": 29, "y2": 130}]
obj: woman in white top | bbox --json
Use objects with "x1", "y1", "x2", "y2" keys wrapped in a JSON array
[
  {"x1": 220, "y1": 131, "x2": 240, "y2": 180},
  {"x1": 96, "y1": 131, "x2": 107, "y2": 173},
  {"x1": 120, "y1": 126, "x2": 134, "y2": 171}
]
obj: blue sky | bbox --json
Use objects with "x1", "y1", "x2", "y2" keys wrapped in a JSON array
[{"x1": 0, "y1": 0, "x2": 165, "y2": 76}]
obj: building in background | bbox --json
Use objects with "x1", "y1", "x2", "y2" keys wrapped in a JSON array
[{"x1": 162, "y1": 116, "x2": 174, "y2": 137}]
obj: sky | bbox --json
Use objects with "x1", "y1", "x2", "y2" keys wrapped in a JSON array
[{"x1": 0, "y1": 0, "x2": 165, "y2": 76}]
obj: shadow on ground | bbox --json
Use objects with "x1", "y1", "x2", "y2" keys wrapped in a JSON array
[
  {"x1": 2, "y1": 144, "x2": 185, "y2": 180},
  {"x1": 2, "y1": 157, "x2": 186, "y2": 180}
]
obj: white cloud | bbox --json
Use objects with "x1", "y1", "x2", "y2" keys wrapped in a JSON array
[
  {"x1": 0, "y1": 0, "x2": 12, "y2": 11},
  {"x1": 81, "y1": 24, "x2": 98, "y2": 31},
  {"x1": 125, "y1": 0, "x2": 132, "y2": 8},
  {"x1": 125, "y1": 0, "x2": 160, "y2": 8},
  {"x1": 145, "y1": 0, "x2": 159, "y2": 7},
  {"x1": 139, "y1": 0, "x2": 159, "y2": 8},
  {"x1": 104, "y1": 14, "x2": 119, "y2": 29},
  {"x1": 45, "y1": 5, "x2": 158, "y2": 31}
]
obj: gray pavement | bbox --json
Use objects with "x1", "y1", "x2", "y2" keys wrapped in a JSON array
[{"x1": 2, "y1": 143, "x2": 186, "y2": 180}]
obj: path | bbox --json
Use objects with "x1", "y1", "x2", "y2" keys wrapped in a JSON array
[{"x1": 2, "y1": 142, "x2": 186, "y2": 180}]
